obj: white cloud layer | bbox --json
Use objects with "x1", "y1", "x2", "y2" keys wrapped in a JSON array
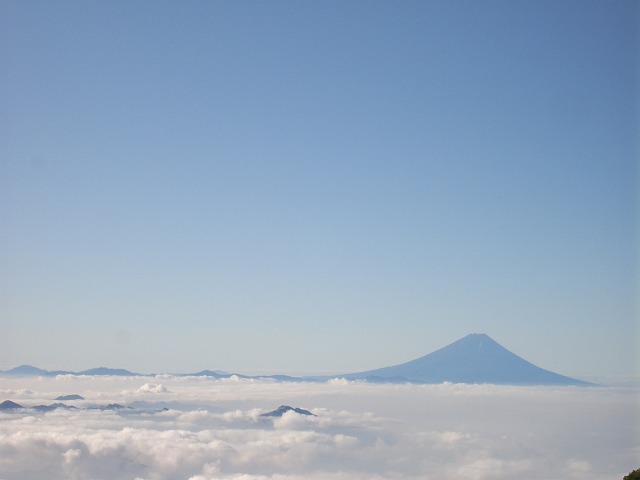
[{"x1": 0, "y1": 376, "x2": 637, "y2": 480}]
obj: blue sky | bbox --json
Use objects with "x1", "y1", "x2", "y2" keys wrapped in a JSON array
[{"x1": 1, "y1": 1, "x2": 638, "y2": 377}]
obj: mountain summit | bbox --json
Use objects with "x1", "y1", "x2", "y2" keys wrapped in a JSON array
[{"x1": 342, "y1": 333, "x2": 592, "y2": 386}]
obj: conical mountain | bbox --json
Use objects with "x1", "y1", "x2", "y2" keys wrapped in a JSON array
[{"x1": 343, "y1": 333, "x2": 592, "y2": 386}]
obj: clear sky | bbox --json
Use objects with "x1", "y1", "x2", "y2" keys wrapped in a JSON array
[{"x1": 1, "y1": 1, "x2": 638, "y2": 378}]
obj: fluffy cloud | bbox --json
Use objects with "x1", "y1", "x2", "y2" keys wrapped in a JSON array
[
  {"x1": 0, "y1": 377, "x2": 637, "y2": 480},
  {"x1": 137, "y1": 383, "x2": 169, "y2": 393}
]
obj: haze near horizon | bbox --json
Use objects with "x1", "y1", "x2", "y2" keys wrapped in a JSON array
[{"x1": 1, "y1": 1, "x2": 638, "y2": 379}]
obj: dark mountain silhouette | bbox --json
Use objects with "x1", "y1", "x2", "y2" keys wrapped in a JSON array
[
  {"x1": 0, "y1": 400, "x2": 166, "y2": 414},
  {"x1": 33, "y1": 403, "x2": 76, "y2": 412},
  {"x1": 341, "y1": 333, "x2": 593, "y2": 386},
  {"x1": 0, "y1": 400, "x2": 23, "y2": 410},
  {"x1": 0, "y1": 400, "x2": 74, "y2": 412},
  {"x1": 261, "y1": 405, "x2": 315, "y2": 417},
  {"x1": 55, "y1": 394, "x2": 84, "y2": 401},
  {"x1": 87, "y1": 403, "x2": 129, "y2": 411}
]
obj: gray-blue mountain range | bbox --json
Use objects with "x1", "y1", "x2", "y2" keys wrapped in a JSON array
[{"x1": 0, "y1": 334, "x2": 593, "y2": 386}]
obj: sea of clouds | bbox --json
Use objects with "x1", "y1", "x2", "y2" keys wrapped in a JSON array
[{"x1": 0, "y1": 375, "x2": 637, "y2": 480}]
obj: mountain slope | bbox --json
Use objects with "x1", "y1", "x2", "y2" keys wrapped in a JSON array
[{"x1": 342, "y1": 333, "x2": 592, "y2": 386}]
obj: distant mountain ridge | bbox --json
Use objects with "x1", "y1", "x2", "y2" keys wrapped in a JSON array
[
  {"x1": 0, "y1": 334, "x2": 594, "y2": 386},
  {"x1": 0, "y1": 366, "x2": 306, "y2": 382},
  {"x1": 0, "y1": 365, "x2": 136, "y2": 377},
  {"x1": 0, "y1": 399, "x2": 167, "y2": 414},
  {"x1": 4, "y1": 365, "x2": 74, "y2": 377},
  {"x1": 77, "y1": 367, "x2": 137, "y2": 376}
]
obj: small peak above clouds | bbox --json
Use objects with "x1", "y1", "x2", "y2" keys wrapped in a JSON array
[
  {"x1": 261, "y1": 405, "x2": 315, "y2": 417},
  {"x1": 0, "y1": 400, "x2": 23, "y2": 410}
]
